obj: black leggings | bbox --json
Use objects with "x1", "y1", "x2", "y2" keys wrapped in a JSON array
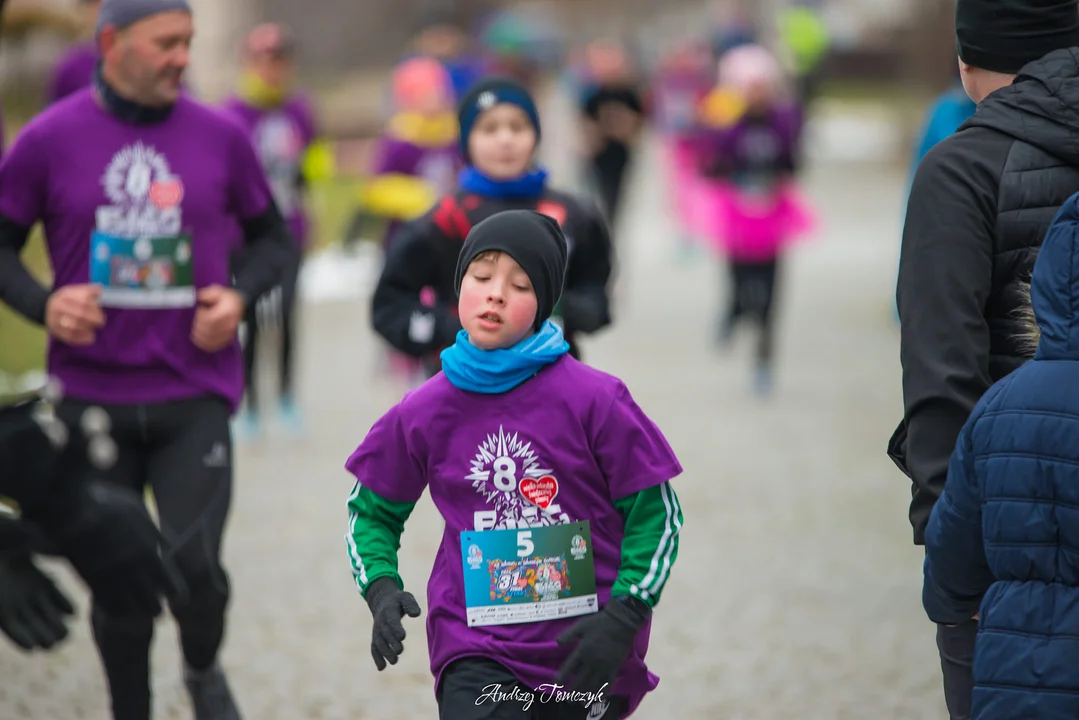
[
  {"x1": 722, "y1": 258, "x2": 780, "y2": 365},
  {"x1": 437, "y1": 657, "x2": 629, "y2": 720},
  {"x1": 242, "y1": 256, "x2": 300, "y2": 413},
  {"x1": 591, "y1": 146, "x2": 631, "y2": 225},
  {"x1": 56, "y1": 395, "x2": 233, "y2": 720}
]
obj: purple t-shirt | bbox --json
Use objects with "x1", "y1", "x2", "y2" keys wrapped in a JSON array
[
  {"x1": 0, "y1": 90, "x2": 275, "y2": 411},
  {"x1": 346, "y1": 356, "x2": 683, "y2": 714},
  {"x1": 372, "y1": 136, "x2": 461, "y2": 196},
  {"x1": 220, "y1": 96, "x2": 316, "y2": 248},
  {"x1": 47, "y1": 43, "x2": 98, "y2": 105}
]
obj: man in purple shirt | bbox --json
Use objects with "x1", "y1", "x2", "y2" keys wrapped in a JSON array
[
  {"x1": 46, "y1": 0, "x2": 102, "y2": 105},
  {"x1": 0, "y1": 0, "x2": 296, "y2": 718}
]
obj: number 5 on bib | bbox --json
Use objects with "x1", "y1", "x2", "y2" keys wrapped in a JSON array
[{"x1": 460, "y1": 523, "x2": 598, "y2": 627}]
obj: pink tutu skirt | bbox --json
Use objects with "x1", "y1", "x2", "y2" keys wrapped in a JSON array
[{"x1": 697, "y1": 180, "x2": 816, "y2": 261}]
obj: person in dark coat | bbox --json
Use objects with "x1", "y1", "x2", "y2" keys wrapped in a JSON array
[
  {"x1": 923, "y1": 192, "x2": 1079, "y2": 719},
  {"x1": 889, "y1": 1, "x2": 1079, "y2": 717}
]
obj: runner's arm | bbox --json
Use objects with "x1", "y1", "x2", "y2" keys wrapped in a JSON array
[
  {"x1": 346, "y1": 483, "x2": 417, "y2": 597},
  {"x1": 233, "y1": 202, "x2": 299, "y2": 307},
  {"x1": 0, "y1": 216, "x2": 49, "y2": 324},
  {"x1": 560, "y1": 202, "x2": 612, "y2": 335},
  {"x1": 371, "y1": 216, "x2": 461, "y2": 357},
  {"x1": 611, "y1": 483, "x2": 682, "y2": 608}
]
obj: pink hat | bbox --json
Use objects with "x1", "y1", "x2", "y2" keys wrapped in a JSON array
[
  {"x1": 392, "y1": 57, "x2": 453, "y2": 110},
  {"x1": 717, "y1": 44, "x2": 782, "y2": 95}
]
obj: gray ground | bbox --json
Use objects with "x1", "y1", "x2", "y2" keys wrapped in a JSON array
[{"x1": 0, "y1": 89, "x2": 946, "y2": 719}]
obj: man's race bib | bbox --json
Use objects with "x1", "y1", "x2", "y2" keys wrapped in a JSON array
[
  {"x1": 461, "y1": 522, "x2": 598, "y2": 627},
  {"x1": 90, "y1": 231, "x2": 195, "y2": 309}
]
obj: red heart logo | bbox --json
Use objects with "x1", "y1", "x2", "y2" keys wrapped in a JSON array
[
  {"x1": 520, "y1": 476, "x2": 559, "y2": 510},
  {"x1": 149, "y1": 179, "x2": 184, "y2": 209}
]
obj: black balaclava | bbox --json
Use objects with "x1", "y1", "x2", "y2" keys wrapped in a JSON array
[
  {"x1": 454, "y1": 210, "x2": 567, "y2": 332},
  {"x1": 956, "y1": 0, "x2": 1079, "y2": 74}
]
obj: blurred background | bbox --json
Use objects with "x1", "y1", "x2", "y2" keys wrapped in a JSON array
[{"x1": 0, "y1": 0, "x2": 967, "y2": 717}]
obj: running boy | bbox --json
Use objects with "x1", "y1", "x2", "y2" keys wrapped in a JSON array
[
  {"x1": 346, "y1": 210, "x2": 683, "y2": 719},
  {"x1": 371, "y1": 77, "x2": 613, "y2": 374}
]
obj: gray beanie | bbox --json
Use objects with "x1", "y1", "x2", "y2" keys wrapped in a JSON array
[{"x1": 96, "y1": 0, "x2": 192, "y2": 36}]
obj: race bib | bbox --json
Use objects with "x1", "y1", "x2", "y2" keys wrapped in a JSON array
[
  {"x1": 461, "y1": 522, "x2": 598, "y2": 627},
  {"x1": 90, "y1": 231, "x2": 195, "y2": 309}
]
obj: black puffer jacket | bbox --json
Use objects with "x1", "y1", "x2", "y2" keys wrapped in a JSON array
[{"x1": 891, "y1": 47, "x2": 1079, "y2": 545}]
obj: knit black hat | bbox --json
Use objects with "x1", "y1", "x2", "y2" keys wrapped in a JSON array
[
  {"x1": 454, "y1": 210, "x2": 567, "y2": 332},
  {"x1": 457, "y1": 77, "x2": 541, "y2": 160},
  {"x1": 956, "y1": 0, "x2": 1079, "y2": 74}
]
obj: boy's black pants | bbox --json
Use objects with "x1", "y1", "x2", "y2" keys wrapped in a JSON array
[
  {"x1": 722, "y1": 258, "x2": 780, "y2": 365},
  {"x1": 437, "y1": 657, "x2": 629, "y2": 720}
]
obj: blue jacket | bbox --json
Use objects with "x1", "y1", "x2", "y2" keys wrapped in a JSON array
[{"x1": 924, "y1": 191, "x2": 1079, "y2": 719}]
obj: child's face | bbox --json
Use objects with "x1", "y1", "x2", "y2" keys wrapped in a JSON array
[
  {"x1": 468, "y1": 104, "x2": 537, "y2": 180},
  {"x1": 248, "y1": 52, "x2": 295, "y2": 89},
  {"x1": 458, "y1": 251, "x2": 538, "y2": 350}
]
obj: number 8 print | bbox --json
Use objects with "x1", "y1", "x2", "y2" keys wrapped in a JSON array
[{"x1": 493, "y1": 456, "x2": 517, "y2": 491}]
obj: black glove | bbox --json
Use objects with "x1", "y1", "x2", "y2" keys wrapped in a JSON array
[
  {"x1": 365, "y1": 576, "x2": 421, "y2": 671},
  {"x1": 0, "y1": 516, "x2": 54, "y2": 559},
  {"x1": 556, "y1": 595, "x2": 651, "y2": 693},
  {"x1": 47, "y1": 482, "x2": 188, "y2": 618},
  {"x1": 0, "y1": 554, "x2": 74, "y2": 651}
]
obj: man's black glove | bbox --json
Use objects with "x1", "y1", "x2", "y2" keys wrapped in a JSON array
[
  {"x1": 46, "y1": 481, "x2": 187, "y2": 618},
  {"x1": 556, "y1": 595, "x2": 651, "y2": 693},
  {"x1": 0, "y1": 516, "x2": 54, "y2": 559},
  {"x1": 0, "y1": 554, "x2": 74, "y2": 651},
  {"x1": 365, "y1": 576, "x2": 421, "y2": 671}
]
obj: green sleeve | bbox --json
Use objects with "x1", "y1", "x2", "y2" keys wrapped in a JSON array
[
  {"x1": 611, "y1": 482, "x2": 683, "y2": 608},
  {"x1": 345, "y1": 484, "x2": 417, "y2": 598}
]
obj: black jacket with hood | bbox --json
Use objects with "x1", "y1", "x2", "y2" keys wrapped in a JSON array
[{"x1": 890, "y1": 48, "x2": 1079, "y2": 545}]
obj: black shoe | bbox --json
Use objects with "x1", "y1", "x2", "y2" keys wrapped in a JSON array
[{"x1": 184, "y1": 663, "x2": 242, "y2": 720}]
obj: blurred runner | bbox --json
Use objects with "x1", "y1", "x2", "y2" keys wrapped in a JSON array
[
  {"x1": 351, "y1": 56, "x2": 462, "y2": 388},
  {"x1": 700, "y1": 44, "x2": 814, "y2": 396},
  {"x1": 0, "y1": 0, "x2": 184, "y2": 659},
  {"x1": 0, "y1": 0, "x2": 296, "y2": 716},
  {"x1": 580, "y1": 38, "x2": 646, "y2": 228},
  {"x1": 46, "y1": 0, "x2": 103, "y2": 105},
  {"x1": 371, "y1": 77, "x2": 613, "y2": 376},
  {"x1": 222, "y1": 22, "x2": 317, "y2": 439}
]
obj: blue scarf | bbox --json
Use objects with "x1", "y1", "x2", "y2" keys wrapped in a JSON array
[
  {"x1": 440, "y1": 320, "x2": 569, "y2": 393},
  {"x1": 458, "y1": 166, "x2": 548, "y2": 198}
]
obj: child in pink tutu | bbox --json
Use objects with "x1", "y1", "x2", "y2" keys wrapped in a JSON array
[{"x1": 698, "y1": 43, "x2": 815, "y2": 395}]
